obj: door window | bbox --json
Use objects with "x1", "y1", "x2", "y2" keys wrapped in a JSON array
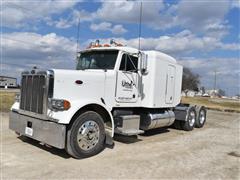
[{"x1": 119, "y1": 54, "x2": 138, "y2": 72}]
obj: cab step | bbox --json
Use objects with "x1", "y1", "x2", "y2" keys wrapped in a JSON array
[{"x1": 115, "y1": 128, "x2": 144, "y2": 136}]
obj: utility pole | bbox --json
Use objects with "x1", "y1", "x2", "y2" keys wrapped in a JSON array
[{"x1": 214, "y1": 69, "x2": 217, "y2": 92}]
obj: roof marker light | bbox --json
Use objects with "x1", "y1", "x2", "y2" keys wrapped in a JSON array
[{"x1": 95, "y1": 39, "x2": 100, "y2": 47}]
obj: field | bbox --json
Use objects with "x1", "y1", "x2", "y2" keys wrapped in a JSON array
[
  {"x1": 1, "y1": 89, "x2": 239, "y2": 113},
  {"x1": 181, "y1": 96, "x2": 240, "y2": 113},
  {"x1": 0, "y1": 90, "x2": 18, "y2": 112}
]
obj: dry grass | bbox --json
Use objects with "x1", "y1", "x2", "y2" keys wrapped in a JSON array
[
  {"x1": 0, "y1": 90, "x2": 239, "y2": 113},
  {"x1": 181, "y1": 96, "x2": 240, "y2": 112},
  {"x1": 0, "y1": 91, "x2": 16, "y2": 112}
]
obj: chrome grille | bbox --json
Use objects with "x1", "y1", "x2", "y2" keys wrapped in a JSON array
[
  {"x1": 20, "y1": 74, "x2": 46, "y2": 114},
  {"x1": 19, "y1": 71, "x2": 53, "y2": 115}
]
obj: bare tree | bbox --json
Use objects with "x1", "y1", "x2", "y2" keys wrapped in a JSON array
[
  {"x1": 200, "y1": 86, "x2": 205, "y2": 94},
  {"x1": 218, "y1": 89, "x2": 225, "y2": 96},
  {"x1": 182, "y1": 67, "x2": 200, "y2": 96}
]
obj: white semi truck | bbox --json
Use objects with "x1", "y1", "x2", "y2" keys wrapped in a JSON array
[{"x1": 9, "y1": 40, "x2": 207, "y2": 158}]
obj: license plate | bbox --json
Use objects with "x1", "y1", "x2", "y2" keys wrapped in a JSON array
[{"x1": 25, "y1": 127, "x2": 33, "y2": 136}]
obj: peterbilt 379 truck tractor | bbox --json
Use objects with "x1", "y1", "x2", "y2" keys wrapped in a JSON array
[{"x1": 9, "y1": 40, "x2": 207, "y2": 158}]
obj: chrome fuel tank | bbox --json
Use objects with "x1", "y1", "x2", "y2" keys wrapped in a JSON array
[{"x1": 140, "y1": 110, "x2": 175, "y2": 130}]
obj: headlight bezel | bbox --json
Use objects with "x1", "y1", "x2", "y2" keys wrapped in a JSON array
[{"x1": 49, "y1": 98, "x2": 71, "y2": 111}]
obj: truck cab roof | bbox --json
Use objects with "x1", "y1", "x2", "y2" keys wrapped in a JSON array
[{"x1": 80, "y1": 46, "x2": 177, "y2": 64}]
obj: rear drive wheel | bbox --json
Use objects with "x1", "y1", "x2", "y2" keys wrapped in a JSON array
[
  {"x1": 66, "y1": 111, "x2": 105, "y2": 158},
  {"x1": 195, "y1": 106, "x2": 207, "y2": 128},
  {"x1": 182, "y1": 107, "x2": 197, "y2": 131}
]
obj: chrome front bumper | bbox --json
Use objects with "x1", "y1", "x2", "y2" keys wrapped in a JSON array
[{"x1": 9, "y1": 111, "x2": 66, "y2": 149}]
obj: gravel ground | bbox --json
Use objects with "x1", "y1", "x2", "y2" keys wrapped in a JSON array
[{"x1": 1, "y1": 110, "x2": 239, "y2": 179}]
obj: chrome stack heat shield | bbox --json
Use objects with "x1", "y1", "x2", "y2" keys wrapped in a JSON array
[{"x1": 140, "y1": 110, "x2": 175, "y2": 130}]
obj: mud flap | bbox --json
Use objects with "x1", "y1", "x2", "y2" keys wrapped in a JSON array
[{"x1": 105, "y1": 133, "x2": 114, "y2": 149}]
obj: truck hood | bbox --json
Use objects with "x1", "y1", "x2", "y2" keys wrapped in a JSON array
[{"x1": 52, "y1": 69, "x2": 106, "y2": 102}]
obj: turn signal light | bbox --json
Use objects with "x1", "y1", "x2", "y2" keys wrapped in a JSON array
[
  {"x1": 63, "y1": 100, "x2": 71, "y2": 110},
  {"x1": 50, "y1": 99, "x2": 71, "y2": 111}
]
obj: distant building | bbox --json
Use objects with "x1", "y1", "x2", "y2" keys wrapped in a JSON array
[
  {"x1": 232, "y1": 95, "x2": 240, "y2": 100},
  {"x1": 181, "y1": 90, "x2": 197, "y2": 97},
  {"x1": 0, "y1": 76, "x2": 17, "y2": 88},
  {"x1": 206, "y1": 89, "x2": 225, "y2": 97},
  {"x1": 182, "y1": 89, "x2": 227, "y2": 98}
]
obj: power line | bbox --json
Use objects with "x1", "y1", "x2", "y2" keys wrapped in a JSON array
[{"x1": 214, "y1": 69, "x2": 217, "y2": 91}]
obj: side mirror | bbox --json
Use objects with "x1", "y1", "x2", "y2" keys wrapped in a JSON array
[{"x1": 141, "y1": 53, "x2": 148, "y2": 74}]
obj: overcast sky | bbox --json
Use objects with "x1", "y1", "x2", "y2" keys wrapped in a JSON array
[{"x1": 1, "y1": 0, "x2": 240, "y2": 96}]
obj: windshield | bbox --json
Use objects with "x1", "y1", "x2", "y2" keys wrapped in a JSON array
[{"x1": 76, "y1": 50, "x2": 119, "y2": 70}]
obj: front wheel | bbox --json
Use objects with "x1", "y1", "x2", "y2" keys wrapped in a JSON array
[{"x1": 66, "y1": 111, "x2": 106, "y2": 158}]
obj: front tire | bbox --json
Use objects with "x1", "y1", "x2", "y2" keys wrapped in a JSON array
[{"x1": 66, "y1": 111, "x2": 106, "y2": 158}]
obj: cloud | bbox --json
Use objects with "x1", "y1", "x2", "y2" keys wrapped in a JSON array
[
  {"x1": 203, "y1": 22, "x2": 229, "y2": 39},
  {"x1": 96, "y1": 1, "x2": 164, "y2": 23},
  {"x1": 90, "y1": 22, "x2": 112, "y2": 31},
  {"x1": 176, "y1": 0, "x2": 232, "y2": 39},
  {"x1": 90, "y1": 22, "x2": 127, "y2": 35},
  {"x1": 1, "y1": 0, "x2": 79, "y2": 28},
  {"x1": 49, "y1": 1, "x2": 174, "y2": 31},
  {"x1": 38, "y1": 0, "x2": 233, "y2": 40},
  {"x1": 2, "y1": 31, "x2": 239, "y2": 95},
  {"x1": 1, "y1": 1, "x2": 238, "y2": 95},
  {"x1": 112, "y1": 25, "x2": 127, "y2": 35},
  {"x1": 91, "y1": 30, "x2": 239, "y2": 55},
  {"x1": 94, "y1": 0, "x2": 232, "y2": 37},
  {"x1": 2, "y1": 0, "x2": 234, "y2": 40},
  {"x1": 2, "y1": 32, "x2": 76, "y2": 79},
  {"x1": 47, "y1": 9, "x2": 94, "y2": 29},
  {"x1": 53, "y1": 18, "x2": 73, "y2": 29},
  {"x1": 179, "y1": 57, "x2": 240, "y2": 95},
  {"x1": 94, "y1": 1, "x2": 179, "y2": 30},
  {"x1": 231, "y1": 0, "x2": 240, "y2": 8}
]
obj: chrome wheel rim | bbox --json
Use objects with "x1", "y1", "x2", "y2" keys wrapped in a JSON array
[
  {"x1": 77, "y1": 120, "x2": 100, "y2": 151},
  {"x1": 199, "y1": 110, "x2": 205, "y2": 124},
  {"x1": 189, "y1": 111, "x2": 196, "y2": 127}
]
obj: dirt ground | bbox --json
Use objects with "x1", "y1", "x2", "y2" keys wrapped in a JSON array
[{"x1": 1, "y1": 110, "x2": 239, "y2": 179}]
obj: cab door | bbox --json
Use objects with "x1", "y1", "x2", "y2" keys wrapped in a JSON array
[{"x1": 115, "y1": 53, "x2": 139, "y2": 103}]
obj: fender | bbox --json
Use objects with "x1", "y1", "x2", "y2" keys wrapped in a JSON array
[{"x1": 48, "y1": 99, "x2": 115, "y2": 137}]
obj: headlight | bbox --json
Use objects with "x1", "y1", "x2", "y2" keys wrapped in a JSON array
[
  {"x1": 49, "y1": 99, "x2": 71, "y2": 111},
  {"x1": 15, "y1": 93, "x2": 20, "y2": 102}
]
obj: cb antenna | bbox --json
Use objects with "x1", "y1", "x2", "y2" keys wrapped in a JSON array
[
  {"x1": 138, "y1": 1, "x2": 143, "y2": 52},
  {"x1": 76, "y1": 18, "x2": 81, "y2": 58}
]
